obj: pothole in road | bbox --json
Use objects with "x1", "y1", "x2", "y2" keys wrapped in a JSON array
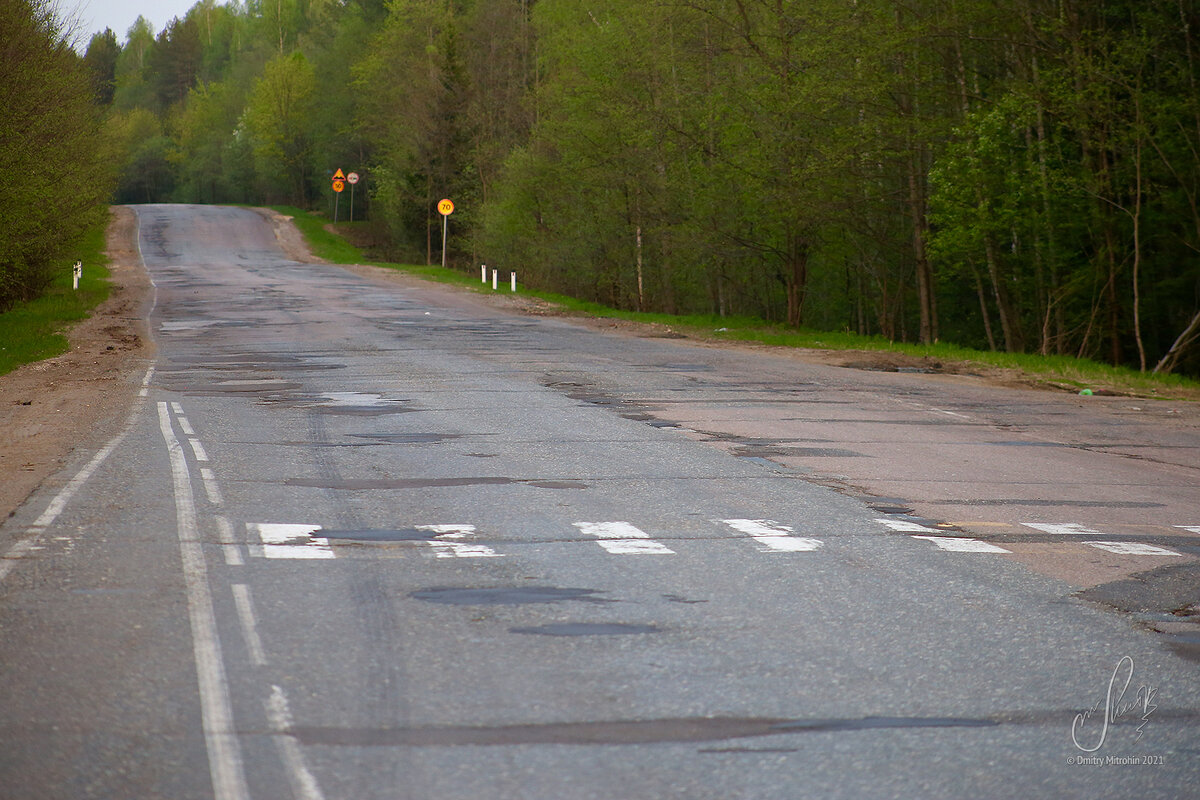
[
  {"x1": 509, "y1": 623, "x2": 661, "y2": 636},
  {"x1": 283, "y1": 476, "x2": 589, "y2": 490},
  {"x1": 410, "y1": 587, "x2": 614, "y2": 606}
]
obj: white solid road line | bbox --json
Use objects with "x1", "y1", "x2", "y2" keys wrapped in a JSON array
[
  {"x1": 573, "y1": 521, "x2": 675, "y2": 555},
  {"x1": 0, "y1": 365, "x2": 155, "y2": 586},
  {"x1": 721, "y1": 519, "x2": 823, "y2": 552},
  {"x1": 157, "y1": 401, "x2": 251, "y2": 800}
]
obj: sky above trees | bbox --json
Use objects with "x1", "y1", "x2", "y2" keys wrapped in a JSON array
[{"x1": 71, "y1": 0, "x2": 194, "y2": 41}]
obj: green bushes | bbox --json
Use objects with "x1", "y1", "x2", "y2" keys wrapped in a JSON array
[{"x1": 0, "y1": 0, "x2": 116, "y2": 312}]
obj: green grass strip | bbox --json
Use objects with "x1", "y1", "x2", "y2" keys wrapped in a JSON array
[
  {"x1": 278, "y1": 206, "x2": 1198, "y2": 400},
  {"x1": 0, "y1": 222, "x2": 112, "y2": 377}
]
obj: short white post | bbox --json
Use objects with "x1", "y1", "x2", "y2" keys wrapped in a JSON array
[
  {"x1": 491, "y1": 269, "x2": 498, "y2": 290},
  {"x1": 511, "y1": 272, "x2": 517, "y2": 292},
  {"x1": 481, "y1": 264, "x2": 487, "y2": 283},
  {"x1": 72, "y1": 261, "x2": 82, "y2": 290}
]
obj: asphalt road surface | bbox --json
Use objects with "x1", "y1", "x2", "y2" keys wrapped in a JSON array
[{"x1": 2, "y1": 204, "x2": 1198, "y2": 799}]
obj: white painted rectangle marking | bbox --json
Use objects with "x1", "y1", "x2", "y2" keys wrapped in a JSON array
[
  {"x1": 1023, "y1": 523, "x2": 1102, "y2": 535},
  {"x1": 875, "y1": 518, "x2": 941, "y2": 534},
  {"x1": 1175, "y1": 526, "x2": 1200, "y2": 535},
  {"x1": 911, "y1": 535, "x2": 1010, "y2": 553},
  {"x1": 178, "y1": 417, "x2": 196, "y2": 436},
  {"x1": 416, "y1": 524, "x2": 502, "y2": 558},
  {"x1": 248, "y1": 523, "x2": 334, "y2": 559},
  {"x1": 721, "y1": 519, "x2": 822, "y2": 552},
  {"x1": 574, "y1": 522, "x2": 675, "y2": 555},
  {"x1": 1086, "y1": 541, "x2": 1181, "y2": 556}
]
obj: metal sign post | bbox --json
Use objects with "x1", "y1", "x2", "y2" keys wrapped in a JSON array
[
  {"x1": 437, "y1": 198, "x2": 454, "y2": 269},
  {"x1": 332, "y1": 169, "x2": 346, "y2": 222},
  {"x1": 347, "y1": 172, "x2": 360, "y2": 223}
]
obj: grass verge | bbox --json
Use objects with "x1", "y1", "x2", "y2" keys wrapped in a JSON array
[
  {"x1": 0, "y1": 222, "x2": 111, "y2": 377},
  {"x1": 280, "y1": 206, "x2": 1199, "y2": 400}
]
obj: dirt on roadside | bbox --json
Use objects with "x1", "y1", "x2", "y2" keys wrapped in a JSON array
[{"x1": 0, "y1": 206, "x2": 153, "y2": 523}]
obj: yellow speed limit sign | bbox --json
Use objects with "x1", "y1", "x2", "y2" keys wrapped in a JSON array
[{"x1": 437, "y1": 198, "x2": 454, "y2": 216}]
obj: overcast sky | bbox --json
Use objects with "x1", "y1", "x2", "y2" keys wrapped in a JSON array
[{"x1": 68, "y1": 0, "x2": 199, "y2": 43}]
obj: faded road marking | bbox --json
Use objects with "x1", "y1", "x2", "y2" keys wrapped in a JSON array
[
  {"x1": 248, "y1": 523, "x2": 334, "y2": 559},
  {"x1": 720, "y1": 519, "x2": 822, "y2": 552},
  {"x1": 574, "y1": 521, "x2": 675, "y2": 555}
]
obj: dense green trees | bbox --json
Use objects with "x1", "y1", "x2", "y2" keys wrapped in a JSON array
[
  {"x1": 0, "y1": 0, "x2": 116, "y2": 311},
  {"x1": 83, "y1": 0, "x2": 1200, "y2": 375}
]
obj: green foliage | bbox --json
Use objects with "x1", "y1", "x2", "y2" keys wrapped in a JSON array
[
  {"x1": 84, "y1": 0, "x2": 1200, "y2": 376},
  {"x1": 0, "y1": 218, "x2": 111, "y2": 376},
  {"x1": 0, "y1": 0, "x2": 116, "y2": 312}
]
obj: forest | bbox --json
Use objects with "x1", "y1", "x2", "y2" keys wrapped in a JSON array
[{"x1": 54, "y1": 1, "x2": 1200, "y2": 375}]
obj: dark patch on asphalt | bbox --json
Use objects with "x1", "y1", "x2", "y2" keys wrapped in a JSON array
[
  {"x1": 409, "y1": 587, "x2": 613, "y2": 606},
  {"x1": 735, "y1": 445, "x2": 865, "y2": 458},
  {"x1": 288, "y1": 714, "x2": 1002, "y2": 748},
  {"x1": 314, "y1": 405, "x2": 418, "y2": 416},
  {"x1": 934, "y1": 499, "x2": 1165, "y2": 508},
  {"x1": 320, "y1": 529, "x2": 442, "y2": 542},
  {"x1": 283, "y1": 476, "x2": 587, "y2": 490},
  {"x1": 1077, "y1": 563, "x2": 1200, "y2": 663},
  {"x1": 1077, "y1": 563, "x2": 1200, "y2": 616},
  {"x1": 348, "y1": 433, "x2": 472, "y2": 444},
  {"x1": 509, "y1": 623, "x2": 660, "y2": 636},
  {"x1": 982, "y1": 440, "x2": 1069, "y2": 447},
  {"x1": 662, "y1": 594, "x2": 707, "y2": 604}
]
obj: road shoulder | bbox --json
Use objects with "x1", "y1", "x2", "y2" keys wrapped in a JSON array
[{"x1": 0, "y1": 206, "x2": 153, "y2": 522}]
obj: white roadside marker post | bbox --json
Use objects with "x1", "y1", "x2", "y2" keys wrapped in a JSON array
[
  {"x1": 72, "y1": 261, "x2": 81, "y2": 290},
  {"x1": 511, "y1": 272, "x2": 517, "y2": 292}
]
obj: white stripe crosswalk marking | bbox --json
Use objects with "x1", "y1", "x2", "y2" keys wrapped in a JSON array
[
  {"x1": 247, "y1": 523, "x2": 334, "y2": 559},
  {"x1": 1085, "y1": 541, "x2": 1182, "y2": 556},
  {"x1": 910, "y1": 535, "x2": 1010, "y2": 553},
  {"x1": 1022, "y1": 523, "x2": 1101, "y2": 535},
  {"x1": 875, "y1": 519, "x2": 1008, "y2": 553},
  {"x1": 721, "y1": 519, "x2": 822, "y2": 552},
  {"x1": 874, "y1": 518, "x2": 942, "y2": 534},
  {"x1": 573, "y1": 521, "x2": 675, "y2": 555},
  {"x1": 416, "y1": 524, "x2": 502, "y2": 558}
]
